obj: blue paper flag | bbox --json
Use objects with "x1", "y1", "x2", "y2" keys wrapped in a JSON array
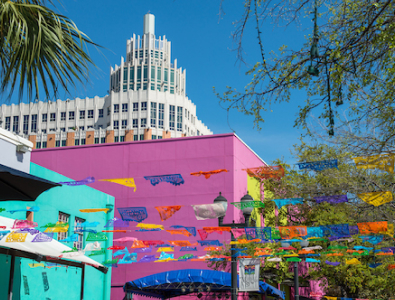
[
  {"x1": 272, "y1": 198, "x2": 304, "y2": 209},
  {"x1": 306, "y1": 258, "x2": 320, "y2": 263},
  {"x1": 197, "y1": 240, "x2": 223, "y2": 247},
  {"x1": 297, "y1": 159, "x2": 338, "y2": 171},
  {"x1": 180, "y1": 247, "x2": 197, "y2": 251},
  {"x1": 117, "y1": 207, "x2": 148, "y2": 222},
  {"x1": 144, "y1": 174, "x2": 185, "y2": 186}
]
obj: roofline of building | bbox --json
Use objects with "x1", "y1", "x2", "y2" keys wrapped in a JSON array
[
  {"x1": 0, "y1": 127, "x2": 33, "y2": 150},
  {"x1": 32, "y1": 132, "x2": 267, "y2": 166}
]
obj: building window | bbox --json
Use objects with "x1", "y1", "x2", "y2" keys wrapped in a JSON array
[
  {"x1": 114, "y1": 104, "x2": 119, "y2": 113},
  {"x1": 113, "y1": 120, "x2": 119, "y2": 129},
  {"x1": 122, "y1": 120, "x2": 127, "y2": 129},
  {"x1": 42, "y1": 141, "x2": 47, "y2": 148},
  {"x1": 75, "y1": 139, "x2": 79, "y2": 146},
  {"x1": 177, "y1": 107, "x2": 183, "y2": 132},
  {"x1": 50, "y1": 113, "x2": 56, "y2": 122},
  {"x1": 56, "y1": 140, "x2": 60, "y2": 147},
  {"x1": 57, "y1": 212, "x2": 70, "y2": 241},
  {"x1": 140, "y1": 134, "x2": 144, "y2": 141},
  {"x1": 31, "y1": 115, "x2": 37, "y2": 132},
  {"x1": 151, "y1": 102, "x2": 157, "y2": 127},
  {"x1": 99, "y1": 109, "x2": 104, "y2": 118},
  {"x1": 122, "y1": 103, "x2": 128, "y2": 112},
  {"x1": 69, "y1": 111, "x2": 75, "y2": 120},
  {"x1": 5, "y1": 116, "x2": 10, "y2": 131},
  {"x1": 107, "y1": 107, "x2": 111, "y2": 116},
  {"x1": 133, "y1": 119, "x2": 138, "y2": 128},
  {"x1": 158, "y1": 103, "x2": 164, "y2": 129},
  {"x1": 62, "y1": 140, "x2": 66, "y2": 146},
  {"x1": 61, "y1": 112, "x2": 66, "y2": 121},
  {"x1": 141, "y1": 102, "x2": 147, "y2": 111},
  {"x1": 152, "y1": 135, "x2": 157, "y2": 139},
  {"x1": 42, "y1": 113, "x2": 47, "y2": 122},
  {"x1": 13, "y1": 116, "x2": 19, "y2": 133},
  {"x1": 114, "y1": 136, "x2": 119, "y2": 142},
  {"x1": 81, "y1": 139, "x2": 86, "y2": 145},
  {"x1": 133, "y1": 135, "x2": 138, "y2": 141},
  {"x1": 158, "y1": 136, "x2": 162, "y2": 139},
  {"x1": 133, "y1": 103, "x2": 138, "y2": 111},
  {"x1": 42, "y1": 129, "x2": 47, "y2": 134},
  {"x1": 101, "y1": 137, "x2": 106, "y2": 143},
  {"x1": 74, "y1": 217, "x2": 85, "y2": 250},
  {"x1": 36, "y1": 142, "x2": 41, "y2": 149},
  {"x1": 79, "y1": 111, "x2": 85, "y2": 119},
  {"x1": 197, "y1": 130, "x2": 200, "y2": 136},
  {"x1": 141, "y1": 118, "x2": 147, "y2": 128},
  {"x1": 88, "y1": 110, "x2": 94, "y2": 119},
  {"x1": 120, "y1": 136, "x2": 125, "y2": 142},
  {"x1": 94, "y1": 138, "x2": 99, "y2": 144},
  {"x1": 169, "y1": 105, "x2": 175, "y2": 130},
  {"x1": 23, "y1": 115, "x2": 29, "y2": 134},
  {"x1": 80, "y1": 126, "x2": 84, "y2": 131}
]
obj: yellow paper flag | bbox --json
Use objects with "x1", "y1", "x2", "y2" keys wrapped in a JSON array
[
  {"x1": 346, "y1": 258, "x2": 361, "y2": 265},
  {"x1": 354, "y1": 153, "x2": 394, "y2": 173},
  {"x1": 136, "y1": 223, "x2": 164, "y2": 230},
  {"x1": 6, "y1": 232, "x2": 27, "y2": 242},
  {"x1": 357, "y1": 191, "x2": 393, "y2": 206},
  {"x1": 99, "y1": 178, "x2": 136, "y2": 192},
  {"x1": 324, "y1": 297, "x2": 337, "y2": 300}
]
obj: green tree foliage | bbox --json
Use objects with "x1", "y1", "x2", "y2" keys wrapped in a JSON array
[
  {"x1": 216, "y1": 0, "x2": 395, "y2": 154},
  {"x1": 208, "y1": 143, "x2": 395, "y2": 298},
  {"x1": 0, "y1": 0, "x2": 99, "y2": 102}
]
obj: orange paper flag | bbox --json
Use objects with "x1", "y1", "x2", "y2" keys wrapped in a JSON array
[
  {"x1": 190, "y1": 169, "x2": 228, "y2": 179},
  {"x1": 203, "y1": 227, "x2": 231, "y2": 234},
  {"x1": 166, "y1": 229, "x2": 192, "y2": 237},
  {"x1": 244, "y1": 166, "x2": 284, "y2": 180},
  {"x1": 357, "y1": 221, "x2": 387, "y2": 234},
  {"x1": 168, "y1": 240, "x2": 193, "y2": 247},
  {"x1": 155, "y1": 206, "x2": 182, "y2": 221}
]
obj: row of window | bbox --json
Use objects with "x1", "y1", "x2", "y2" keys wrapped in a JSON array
[
  {"x1": 58, "y1": 212, "x2": 85, "y2": 250},
  {"x1": 4, "y1": 110, "x2": 104, "y2": 134},
  {"x1": 113, "y1": 102, "x2": 146, "y2": 113},
  {"x1": 35, "y1": 134, "x2": 162, "y2": 149}
]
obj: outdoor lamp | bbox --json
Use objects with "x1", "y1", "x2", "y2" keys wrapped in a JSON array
[
  {"x1": 189, "y1": 285, "x2": 194, "y2": 293},
  {"x1": 181, "y1": 286, "x2": 187, "y2": 293},
  {"x1": 240, "y1": 192, "x2": 254, "y2": 218},
  {"x1": 214, "y1": 192, "x2": 228, "y2": 210},
  {"x1": 214, "y1": 192, "x2": 228, "y2": 224}
]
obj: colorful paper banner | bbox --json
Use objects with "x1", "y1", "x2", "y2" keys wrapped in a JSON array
[
  {"x1": 314, "y1": 195, "x2": 348, "y2": 204},
  {"x1": 272, "y1": 198, "x2": 303, "y2": 209},
  {"x1": 297, "y1": 159, "x2": 338, "y2": 171},
  {"x1": 354, "y1": 153, "x2": 394, "y2": 173},
  {"x1": 118, "y1": 207, "x2": 148, "y2": 222},
  {"x1": 144, "y1": 174, "x2": 184, "y2": 186},
  {"x1": 155, "y1": 206, "x2": 182, "y2": 221},
  {"x1": 230, "y1": 201, "x2": 265, "y2": 210},
  {"x1": 357, "y1": 191, "x2": 393, "y2": 206},
  {"x1": 191, "y1": 203, "x2": 226, "y2": 220},
  {"x1": 99, "y1": 178, "x2": 137, "y2": 191},
  {"x1": 58, "y1": 176, "x2": 95, "y2": 186},
  {"x1": 190, "y1": 169, "x2": 228, "y2": 179}
]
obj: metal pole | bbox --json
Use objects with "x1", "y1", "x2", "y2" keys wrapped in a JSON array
[
  {"x1": 231, "y1": 232, "x2": 237, "y2": 300},
  {"x1": 8, "y1": 255, "x2": 15, "y2": 300},
  {"x1": 294, "y1": 262, "x2": 299, "y2": 300},
  {"x1": 80, "y1": 264, "x2": 85, "y2": 300}
]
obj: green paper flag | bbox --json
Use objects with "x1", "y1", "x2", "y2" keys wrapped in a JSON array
[{"x1": 86, "y1": 232, "x2": 108, "y2": 241}]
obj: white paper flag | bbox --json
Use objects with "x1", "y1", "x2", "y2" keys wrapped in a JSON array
[{"x1": 191, "y1": 203, "x2": 226, "y2": 220}]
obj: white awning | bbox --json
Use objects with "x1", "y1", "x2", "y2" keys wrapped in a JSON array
[{"x1": 0, "y1": 216, "x2": 107, "y2": 273}]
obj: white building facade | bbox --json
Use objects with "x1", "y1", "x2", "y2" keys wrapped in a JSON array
[{"x1": 0, "y1": 13, "x2": 212, "y2": 149}]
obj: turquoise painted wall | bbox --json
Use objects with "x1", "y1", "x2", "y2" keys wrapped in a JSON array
[{"x1": 0, "y1": 163, "x2": 114, "y2": 300}]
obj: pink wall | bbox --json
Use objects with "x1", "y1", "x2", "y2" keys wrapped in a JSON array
[{"x1": 31, "y1": 133, "x2": 266, "y2": 299}]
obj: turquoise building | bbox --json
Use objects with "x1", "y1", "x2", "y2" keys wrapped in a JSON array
[{"x1": 0, "y1": 162, "x2": 114, "y2": 300}]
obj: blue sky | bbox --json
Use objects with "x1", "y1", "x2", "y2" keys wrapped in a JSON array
[{"x1": 7, "y1": 0, "x2": 315, "y2": 164}]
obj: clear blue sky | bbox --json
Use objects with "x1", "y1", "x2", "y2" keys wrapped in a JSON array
[{"x1": 10, "y1": 0, "x2": 314, "y2": 164}]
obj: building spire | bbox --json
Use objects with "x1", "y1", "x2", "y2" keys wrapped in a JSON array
[{"x1": 143, "y1": 13, "x2": 155, "y2": 35}]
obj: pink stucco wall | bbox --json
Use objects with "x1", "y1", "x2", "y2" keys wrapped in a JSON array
[{"x1": 31, "y1": 133, "x2": 266, "y2": 299}]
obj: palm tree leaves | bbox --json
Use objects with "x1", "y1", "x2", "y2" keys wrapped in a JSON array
[{"x1": 0, "y1": 0, "x2": 99, "y2": 102}]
